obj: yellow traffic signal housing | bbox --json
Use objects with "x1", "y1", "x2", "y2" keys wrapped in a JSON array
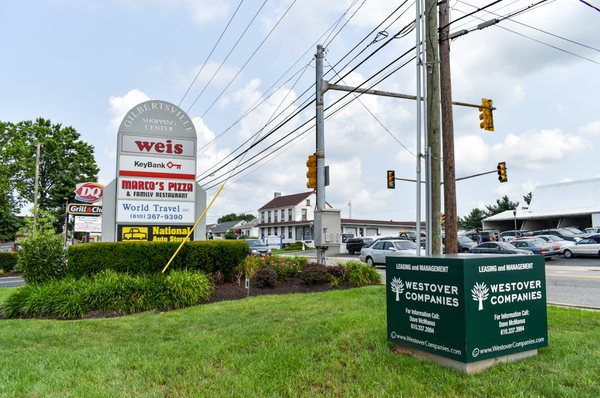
[
  {"x1": 306, "y1": 154, "x2": 317, "y2": 189},
  {"x1": 497, "y1": 161, "x2": 507, "y2": 183},
  {"x1": 479, "y1": 98, "x2": 494, "y2": 132},
  {"x1": 387, "y1": 170, "x2": 395, "y2": 189}
]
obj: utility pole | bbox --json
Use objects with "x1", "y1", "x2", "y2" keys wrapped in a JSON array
[
  {"x1": 439, "y1": 0, "x2": 458, "y2": 254},
  {"x1": 425, "y1": 0, "x2": 442, "y2": 254},
  {"x1": 315, "y1": 45, "x2": 326, "y2": 265},
  {"x1": 33, "y1": 142, "x2": 42, "y2": 233},
  {"x1": 63, "y1": 197, "x2": 69, "y2": 249}
]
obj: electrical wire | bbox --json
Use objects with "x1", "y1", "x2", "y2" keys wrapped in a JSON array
[
  {"x1": 197, "y1": 17, "x2": 417, "y2": 180},
  {"x1": 439, "y1": 0, "x2": 504, "y2": 31},
  {"x1": 195, "y1": 0, "x2": 385, "y2": 154},
  {"x1": 323, "y1": 0, "x2": 367, "y2": 48},
  {"x1": 579, "y1": 0, "x2": 600, "y2": 12},
  {"x1": 326, "y1": 59, "x2": 416, "y2": 157},
  {"x1": 199, "y1": 0, "x2": 298, "y2": 118},
  {"x1": 186, "y1": 0, "x2": 270, "y2": 113},
  {"x1": 178, "y1": 0, "x2": 246, "y2": 107},
  {"x1": 201, "y1": 47, "x2": 417, "y2": 190},
  {"x1": 458, "y1": 0, "x2": 600, "y2": 53}
]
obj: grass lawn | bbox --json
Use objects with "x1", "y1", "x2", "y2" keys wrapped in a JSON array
[{"x1": 1, "y1": 286, "x2": 599, "y2": 397}]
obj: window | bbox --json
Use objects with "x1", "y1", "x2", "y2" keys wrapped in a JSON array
[
  {"x1": 281, "y1": 209, "x2": 285, "y2": 221},
  {"x1": 288, "y1": 208, "x2": 293, "y2": 221},
  {"x1": 274, "y1": 211, "x2": 278, "y2": 222},
  {"x1": 372, "y1": 241, "x2": 384, "y2": 250},
  {"x1": 268, "y1": 211, "x2": 271, "y2": 223},
  {"x1": 383, "y1": 242, "x2": 394, "y2": 250},
  {"x1": 301, "y1": 209, "x2": 307, "y2": 221},
  {"x1": 306, "y1": 199, "x2": 310, "y2": 206},
  {"x1": 288, "y1": 226, "x2": 292, "y2": 238},
  {"x1": 261, "y1": 212, "x2": 265, "y2": 223}
]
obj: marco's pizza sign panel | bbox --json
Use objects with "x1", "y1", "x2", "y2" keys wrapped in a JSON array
[
  {"x1": 115, "y1": 100, "x2": 197, "y2": 241},
  {"x1": 386, "y1": 255, "x2": 548, "y2": 364}
]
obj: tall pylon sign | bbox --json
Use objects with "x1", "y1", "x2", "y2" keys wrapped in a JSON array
[{"x1": 102, "y1": 100, "x2": 207, "y2": 242}]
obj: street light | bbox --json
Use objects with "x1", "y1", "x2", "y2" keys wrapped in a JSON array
[{"x1": 513, "y1": 209, "x2": 517, "y2": 233}]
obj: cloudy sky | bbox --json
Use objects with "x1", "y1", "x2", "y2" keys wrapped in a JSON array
[{"x1": 2, "y1": 0, "x2": 599, "y2": 224}]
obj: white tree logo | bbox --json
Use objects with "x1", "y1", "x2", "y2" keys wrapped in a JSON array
[
  {"x1": 471, "y1": 282, "x2": 489, "y2": 311},
  {"x1": 390, "y1": 277, "x2": 405, "y2": 302}
]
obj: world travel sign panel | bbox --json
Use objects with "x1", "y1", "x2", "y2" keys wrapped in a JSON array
[{"x1": 115, "y1": 100, "x2": 197, "y2": 226}]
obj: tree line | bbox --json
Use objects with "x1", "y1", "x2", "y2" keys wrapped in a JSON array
[{"x1": 0, "y1": 118, "x2": 98, "y2": 241}]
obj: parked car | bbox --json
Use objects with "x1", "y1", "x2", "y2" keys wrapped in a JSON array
[
  {"x1": 457, "y1": 235, "x2": 477, "y2": 252},
  {"x1": 499, "y1": 230, "x2": 528, "y2": 242},
  {"x1": 359, "y1": 239, "x2": 417, "y2": 266},
  {"x1": 469, "y1": 241, "x2": 533, "y2": 255},
  {"x1": 584, "y1": 227, "x2": 600, "y2": 235},
  {"x1": 479, "y1": 230, "x2": 500, "y2": 242},
  {"x1": 510, "y1": 239, "x2": 561, "y2": 258},
  {"x1": 531, "y1": 229, "x2": 580, "y2": 242},
  {"x1": 563, "y1": 235, "x2": 600, "y2": 258},
  {"x1": 535, "y1": 234, "x2": 575, "y2": 253},
  {"x1": 346, "y1": 237, "x2": 374, "y2": 255},
  {"x1": 241, "y1": 239, "x2": 272, "y2": 256}
]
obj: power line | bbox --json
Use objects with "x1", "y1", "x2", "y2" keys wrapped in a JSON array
[
  {"x1": 178, "y1": 0, "x2": 246, "y2": 107},
  {"x1": 199, "y1": 0, "x2": 298, "y2": 118},
  {"x1": 186, "y1": 0, "x2": 270, "y2": 113},
  {"x1": 579, "y1": 0, "x2": 600, "y2": 12},
  {"x1": 198, "y1": 17, "x2": 416, "y2": 180},
  {"x1": 440, "y1": 0, "x2": 505, "y2": 31},
  {"x1": 452, "y1": 2, "x2": 600, "y2": 64},
  {"x1": 325, "y1": 59, "x2": 417, "y2": 158},
  {"x1": 458, "y1": 0, "x2": 600, "y2": 53},
  {"x1": 201, "y1": 47, "x2": 417, "y2": 190},
  {"x1": 323, "y1": 0, "x2": 367, "y2": 48},
  {"x1": 195, "y1": 0, "x2": 385, "y2": 154}
]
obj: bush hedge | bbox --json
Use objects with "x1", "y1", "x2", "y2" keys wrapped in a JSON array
[
  {"x1": 0, "y1": 252, "x2": 18, "y2": 272},
  {"x1": 1, "y1": 269, "x2": 214, "y2": 319},
  {"x1": 67, "y1": 240, "x2": 247, "y2": 280},
  {"x1": 18, "y1": 233, "x2": 66, "y2": 284}
]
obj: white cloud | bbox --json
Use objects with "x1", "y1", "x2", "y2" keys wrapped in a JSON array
[
  {"x1": 112, "y1": 0, "x2": 229, "y2": 26},
  {"x1": 108, "y1": 89, "x2": 151, "y2": 131}
]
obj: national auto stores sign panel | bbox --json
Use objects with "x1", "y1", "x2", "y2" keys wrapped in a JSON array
[{"x1": 115, "y1": 100, "x2": 197, "y2": 225}]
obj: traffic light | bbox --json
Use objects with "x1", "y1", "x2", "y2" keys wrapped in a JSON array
[
  {"x1": 387, "y1": 170, "x2": 395, "y2": 189},
  {"x1": 306, "y1": 153, "x2": 317, "y2": 189},
  {"x1": 497, "y1": 161, "x2": 507, "y2": 183},
  {"x1": 479, "y1": 98, "x2": 494, "y2": 132}
]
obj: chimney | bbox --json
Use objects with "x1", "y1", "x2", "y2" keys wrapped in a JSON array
[{"x1": 274, "y1": 192, "x2": 281, "y2": 198}]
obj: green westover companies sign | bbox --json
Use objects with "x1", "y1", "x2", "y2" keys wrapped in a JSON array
[{"x1": 386, "y1": 254, "x2": 548, "y2": 373}]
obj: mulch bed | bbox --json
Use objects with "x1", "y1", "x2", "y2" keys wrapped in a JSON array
[{"x1": 209, "y1": 275, "x2": 355, "y2": 303}]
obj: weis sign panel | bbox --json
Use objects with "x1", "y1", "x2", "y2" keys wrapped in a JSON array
[{"x1": 121, "y1": 135, "x2": 195, "y2": 157}]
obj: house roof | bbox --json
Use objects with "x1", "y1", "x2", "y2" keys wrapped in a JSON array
[
  {"x1": 259, "y1": 192, "x2": 313, "y2": 210},
  {"x1": 208, "y1": 220, "x2": 244, "y2": 234},
  {"x1": 483, "y1": 177, "x2": 600, "y2": 222}
]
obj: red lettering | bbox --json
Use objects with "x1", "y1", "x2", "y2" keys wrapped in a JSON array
[
  {"x1": 154, "y1": 142, "x2": 165, "y2": 152},
  {"x1": 134, "y1": 141, "x2": 155, "y2": 152},
  {"x1": 174, "y1": 143, "x2": 183, "y2": 154}
]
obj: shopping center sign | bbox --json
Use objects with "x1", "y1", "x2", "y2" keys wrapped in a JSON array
[
  {"x1": 114, "y1": 100, "x2": 197, "y2": 240},
  {"x1": 386, "y1": 254, "x2": 548, "y2": 367}
]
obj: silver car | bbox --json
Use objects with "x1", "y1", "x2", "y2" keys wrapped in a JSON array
[{"x1": 359, "y1": 239, "x2": 417, "y2": 266}]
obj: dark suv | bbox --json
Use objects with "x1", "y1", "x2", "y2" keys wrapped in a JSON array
[{"x1": 346, "y1": 237, "x2": 374, "y2": 255}]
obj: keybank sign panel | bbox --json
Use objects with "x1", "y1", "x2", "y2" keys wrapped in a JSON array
[
  {"x1": 116, "y1": 101, "x2": 197, "y2": 228},
  {"x1": 386, "y1": 255, "x2": 547, "y2": 364}
]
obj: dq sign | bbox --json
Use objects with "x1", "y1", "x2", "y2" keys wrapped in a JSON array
[{"x1": 74, "y1": 182, "x2": 104, "y2": 203}]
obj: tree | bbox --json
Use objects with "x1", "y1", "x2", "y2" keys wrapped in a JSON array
[
  {"x1": 523, "y1": 192, "x2": 533, "y2": 206},
  {"x1": 457, "y1": 208, "x2": 487, "y2": 231},
  {"x1": 485, "y1": 195, "x2": 519, "y2": 217},
  {"x1": 0, "y1": 118, "x2": 99, "y2": 232},
  {"x1": 390, "y1": 277, "x2": 404, "y2": 301},
  {"x1": 217, "y1": 213, "x2": 255, "y2": 224}
]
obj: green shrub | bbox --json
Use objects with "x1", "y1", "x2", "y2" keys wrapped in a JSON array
[
  {"x1": 1, "y1": 270, "x2": 214, "y2": 319},
  {"x1": 327, "y1": 265, "x2": 349, "y2": 281},
  {"x1": 345, "y1": 261, "x2": 382, "y2": 287},
  {"x1": 290, "y1": 255, "x2": 309, "y2": 267},
  {"x1": 261, "y1": 255, "x2": 300, "y2": 279},
  {"x1": 67, "y1": 240, "x2": 247, "y2": 280},
  {"x1": 283, "y1": 242, "x2": 303, "y2": 251},
  {"x1": 300, "y1": 263, "x2": 329, "y2": 285},
  {"x1": 235, "y1": 255, "x2": 261, "y2": 280},
  {"x1": 0, "y1": 252, "x2": 18, "y2": 273},
  {"x1": 255, "y1": 268, "x2": 278, "y2": 288},
  {"x1": 18, "y1": 233, "x2": 65, "y2": 284}
]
